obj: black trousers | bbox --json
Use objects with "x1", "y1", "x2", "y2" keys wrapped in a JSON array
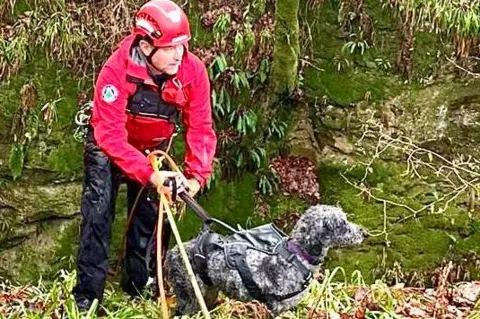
[{"x1": 72, "y1": 130, "x2": 170, "y2": 302}]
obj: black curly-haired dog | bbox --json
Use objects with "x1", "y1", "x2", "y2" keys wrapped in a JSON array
[{"x1": 165, "y1": 205, "x2": 367, "y2": 316}]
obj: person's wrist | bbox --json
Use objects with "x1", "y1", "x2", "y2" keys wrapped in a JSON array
[{"x1": 187, "y1": 178, "x2": 201, "y2": 196}]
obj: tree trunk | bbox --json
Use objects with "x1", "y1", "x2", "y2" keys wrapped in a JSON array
[
  {"x1": 270, "y1": 0, "x2": 300, "y2": 97},
  {"x1": 395, "y1": 9, "x2": 414, "y2": 80}
]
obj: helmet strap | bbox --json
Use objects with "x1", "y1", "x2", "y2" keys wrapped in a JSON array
[
  {"x1": 140, "y1": 35, "x2": 159, "y2": 65},
  {"x1": 146, "y1": 47, "x2": 159, "y2": 64}
]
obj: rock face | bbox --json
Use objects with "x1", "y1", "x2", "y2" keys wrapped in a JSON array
[
  {"x1": 0, "y1": 217, "x2": 80, "y2": 280},
  {"x1": 367, "y1": 79, "x2": 480, "y2": 158},
  {"x1": 307, "y1": 77, "x2": 480, "y2": 160},
  {"x1": 284, "y1": 77, "x2": 480, "y2": 283},
  {"x1": 0, "y1": 178, "x2": 82, "y2": 280},
  {"x1": 285, "y1": 104, "x2": 322, "y2": 164},
  {"x1": 0, "y1": 181, "x2": 82, "y2": 246}
]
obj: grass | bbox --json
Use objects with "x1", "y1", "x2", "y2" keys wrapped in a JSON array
[{"x1": 2, "y1": 265, "x2": 478, "y2": 318}]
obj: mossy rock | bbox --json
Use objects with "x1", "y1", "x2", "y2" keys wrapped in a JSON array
[
  {"x1": 0, "y1": 217, "x2": 79, "y2": 282},
  {"x1": 318, "y1": 160, "x2": 480, "y2": 282},
  {"x1": 0, "y1": 54, "x2": 85, "y2": 179},
  {"x1": 177, "y1": 173, "x2": 260, "y2": 241}
]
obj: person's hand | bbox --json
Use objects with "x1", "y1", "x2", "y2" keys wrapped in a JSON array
[
  {"x1": 149, "y1": 171, "x2": 165, "y2": 191},
  {"x1": 186, "y1": 178, "x2": 201, "y2": 197},
  {"x1": 149, "y1": 171, "x2": 179, "y2": 193}
]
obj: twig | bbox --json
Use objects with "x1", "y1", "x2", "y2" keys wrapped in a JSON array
[
  {"x1": 343, "y1": 127, "x2": 480, "y2": 223},
  {"x1": 445, "y1": 55, "x2": 480, "y2": 78},
  {"x1": 381, "y1": 134, "x2": 480, "y2": 177},
  {"x1": 299, "y1": 58, "x2": 325, "y2": 72},
  {"x1": 361, "y1": 135, "x2": 398, "y2": 182},
  {"x1": 341, "y1": 173, "x2": 418, "y2": 215}
]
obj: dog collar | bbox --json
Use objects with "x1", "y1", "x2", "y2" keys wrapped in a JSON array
[{"x1": 286, "y1": 239, "x2": 318, "y2": 265}]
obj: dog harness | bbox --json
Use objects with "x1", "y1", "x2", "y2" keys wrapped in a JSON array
[{"x1": 193, "y1": 221, "x2": 313, "y2": 303}]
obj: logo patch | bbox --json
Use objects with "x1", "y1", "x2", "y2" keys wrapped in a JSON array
[{"x1": 101, "y1": 85, "x2": 118, "y2": 103}]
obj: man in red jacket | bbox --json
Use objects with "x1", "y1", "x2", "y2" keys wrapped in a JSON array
[{"x1": 72, "y1": 0, "x2": 217, "y2": 310}]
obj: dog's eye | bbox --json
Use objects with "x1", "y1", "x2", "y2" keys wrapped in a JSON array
[{"x1": 336, "y1": 220, "x2": 347, "y2": 229}]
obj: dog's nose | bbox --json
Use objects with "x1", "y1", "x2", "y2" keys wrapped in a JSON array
[{"x1": 361, "y1": 228, "x2": 369, "y2": 238}]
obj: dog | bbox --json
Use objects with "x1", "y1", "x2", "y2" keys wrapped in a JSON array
[{"x1": 165, "y1": 205, "x2": 367, "y2": 316}]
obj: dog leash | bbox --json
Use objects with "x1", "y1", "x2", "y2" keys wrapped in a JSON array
[{"x1": 178, "y1": 192, "x2": 239, "y2": 233}]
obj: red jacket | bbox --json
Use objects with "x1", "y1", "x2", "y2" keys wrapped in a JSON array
[{"x1": 91, "y1": 35, "x2": 217, "y2": 186}]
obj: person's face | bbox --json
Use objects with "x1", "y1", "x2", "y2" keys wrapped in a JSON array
[{"x1": 140, "y1": 40, "x2": 184, "y2": 75}]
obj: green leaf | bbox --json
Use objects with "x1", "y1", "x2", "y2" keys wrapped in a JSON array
[
  {"x1": 240, "y1": 71, "x2": 250, "y2": 89},
  {"x1": 251, "y1": 149, "x2": 261, "y2": 168},
  {"x1": 218, "y1": 54, "x2": 227, "y2": 73},
  {"x1": 9, "y1": 144, "x2": 25, "y2": 180}
]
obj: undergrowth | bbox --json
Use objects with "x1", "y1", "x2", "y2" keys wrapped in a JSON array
[{"x1": 2, "y1": 266, "x2": 478, "y2": 318}]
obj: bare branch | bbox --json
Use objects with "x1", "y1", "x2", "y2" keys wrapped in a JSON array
[{"x1": 445, "y1": 55, "x2": 480, "y2": 78}]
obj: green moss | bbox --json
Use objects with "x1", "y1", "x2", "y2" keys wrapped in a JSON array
[
  {"x1": 305, "y1": 62, "x2": 405, "y2": 105},
  {"x1": 298, "y1": 0, "x2": 402, "y2": 104},
  {"x1": 412, "y1": 31, "x2": 441, "y2": 79},
  {"x1": 187, "y1": 2, "x2": 214, "y2": 49},
  {"x1": 266, "y1": 195, "x2": 309, "y2": 219},
  {"x1": 8, "y1": 144, "x2": 24, "y2": 180},
  {"x1": 177, "y1": 173, "x2": 260, "y2": 240},
  {"x1": 11, "y1": 0, "x2": 35, "y2": 16},
  {"x1": 0, "y1": 219, "x2": 79, "y2": 283},
  {"x1": 390, "y1": 228, "x2": 452, "y2": 269},
  {"x1": 270, "y1": 0, "x2": 300, "y2": 95},
  {"x1": 0, "y1": 53, "x2": 84, "y2": 177},
  {"x1": 300, "y1": 0, "x2": 445, "y2": 105},
  {"x1": 318, "y1": 160, "x2": 480, "y2": 282},
  {"x1": 41, "y1": 138, "x2": 83, "y2": 175},
  {"x1": 456, "y1": 232, "x2": 480, "y2": 254}
]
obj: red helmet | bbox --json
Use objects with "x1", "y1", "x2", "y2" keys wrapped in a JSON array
[{"x1": 133, "y1": 0, "x2": 191, "y2": 47}]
